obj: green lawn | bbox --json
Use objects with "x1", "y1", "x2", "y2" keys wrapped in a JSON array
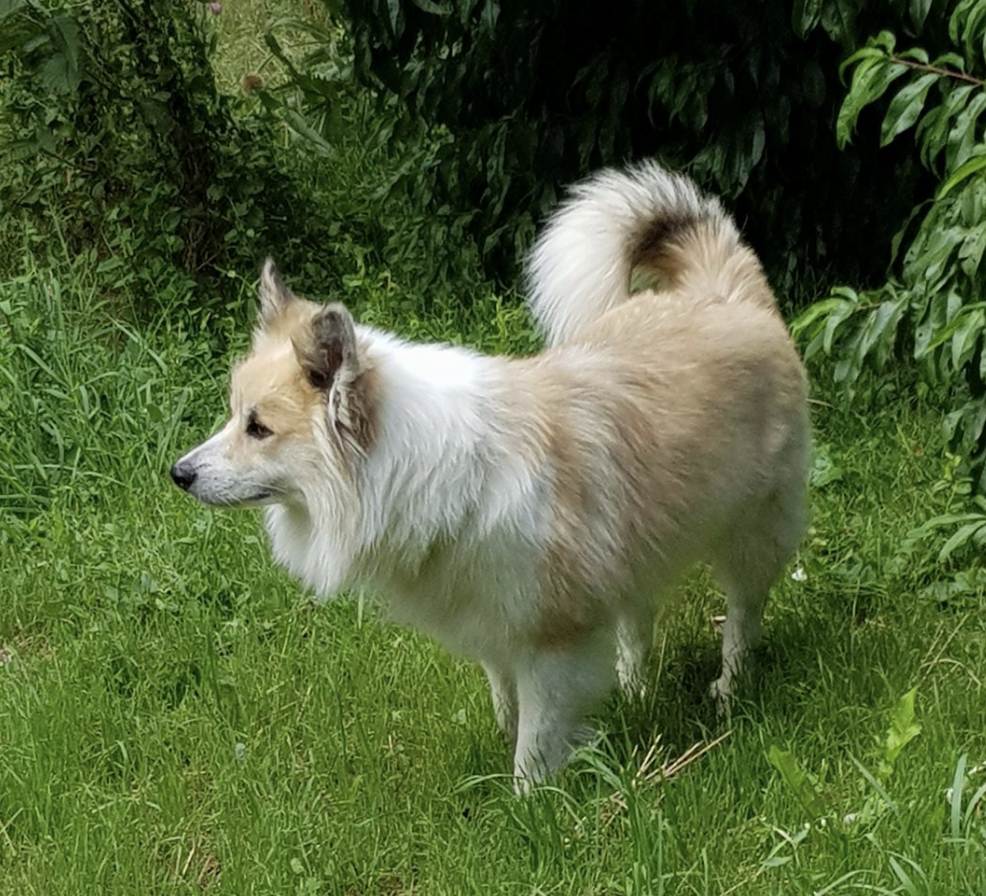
[{"x1": 1, "y1": 261, "x2": 984, "y2": 895}]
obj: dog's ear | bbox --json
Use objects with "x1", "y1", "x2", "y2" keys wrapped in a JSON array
[
  {"x1": 295, "y1": 304, "x2": 373, "y2": 454},
  {"x1": 293, "y1": 303, "x2": 360, "y2": 392},
  {"x1": 259, "y1": 258, "x2": 294, "y2": 325}
]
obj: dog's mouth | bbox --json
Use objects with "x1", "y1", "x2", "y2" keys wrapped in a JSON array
[
  {"x1": 203, "y1": 488, "x2": 276, "y2": 508},
  {"x1": 173, "y1": 477, "x2": 278, "y2": 508}
]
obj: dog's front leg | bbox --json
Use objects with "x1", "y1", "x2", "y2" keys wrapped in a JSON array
[
  {"x1": 615, "y1": 603, "x2": 656, "y2": 698},
  {"x1": 511, "y1": 635, "x2": 615, "y2": 793}
]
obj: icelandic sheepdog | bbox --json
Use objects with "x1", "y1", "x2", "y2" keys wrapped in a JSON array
[{"x1": 172, "y1": 161, "x2": 810, "y2": 788}]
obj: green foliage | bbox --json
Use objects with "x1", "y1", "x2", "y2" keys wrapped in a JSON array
[
  {"x1": 881, "y1": 688, "x2": 922, "y2": 777},
  {"x1": 796, "y1": 4, "x2": 986, "y2": 485},
  {"x1": 199, "y1": 7, "x2": 495, "y2": 301},
  {"x1": 907, "y1": 496, "x2": 986, "y2": 564},
  {"x1": 767, "y1": 744, "x2": 830, "y2": 819},
  {"x1": 307, "y1": 0, "x2": 949, "y2": 291},
  {"x1": 0, "y1": 0, "x2": 316, "y2": 305},
  {"x1": 257, "y1": 13, "x2": 347, "y2": 155}
]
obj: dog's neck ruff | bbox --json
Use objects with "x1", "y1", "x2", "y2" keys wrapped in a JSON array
[{"x1": 265, "y1": 329, "x2": 545, "y2": 600}]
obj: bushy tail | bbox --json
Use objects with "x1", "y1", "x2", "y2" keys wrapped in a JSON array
[{"x1": 525, "y1": 160, "x2": 778, "y2": 345}]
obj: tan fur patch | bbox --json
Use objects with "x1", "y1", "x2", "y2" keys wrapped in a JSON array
[
  {"x1": 235, "y1": 298, "x2": 379, "y2": 462},
  {"x1": 496, "y1": 290, "x2": 807, "y2": 650}
]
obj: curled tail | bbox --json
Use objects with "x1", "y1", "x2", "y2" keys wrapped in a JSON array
[{"x1": 525, "y1": 160, "x2": 778, "y2": 346}]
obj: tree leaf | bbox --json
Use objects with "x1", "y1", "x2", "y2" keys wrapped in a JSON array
[
  {"x1": 792, "y1": 0, "x2": 823, "y2": 39},
  {"x1": 950, "y1": 0, "x2": 986, "y2": 66},
  {"x1": 480, "y1": 0, "x2": 499, "y2": 33},
  {"x1": 386, "y1": 0, "x2": 404, "y2": 41},
  {"x1": 791, "y1": 296, "x2": 855, "y2": 339},
  {"x1": 880, "y1": 72, "x2": 938, "y2": 146},
  {"x1": 915, "y1": 291, "x2": 956, "y2": 357},
  {"x1": 938, "y1": 153, "x2": 986, "y2": 198},
  {"x1": 959, "y1": 220, "x2": 986, "y2": 277},
  {"x1": 921, "y1": 302, "x2": 986, "y2": 355},
  {"x1": 409, "y1": 0, "x2": 451, "y2": 14},
  {"x1": 950, "y1": 307, "x2": 985, "y2": 371},
  {"x1": 39, "y1": 14, "x2": 81, "y2": 95},
  {"x1": 820, "y1": 0, "x2": 866, "y2": 47},
  {"x1": 839, "y1": 45, "x2": 892, "y2": 81},
  {"x1": 837, "y1": 54, "x2": 908, "y2": 148},
  {"x1": 0, "y1": 0, "x2": 33, "y2": 21},
  {"x1": 868, "y1": 298, "x2": 907, "y2": 365},
  {"x1": 822, "y1": 298, "x2": 859, "y2": 355},
  {"x1": 909, "y1": 0, "x2": 933, "y2": 34},
  {"x1": 947, "y1": 91, "x2": 986, "y2": 170}
]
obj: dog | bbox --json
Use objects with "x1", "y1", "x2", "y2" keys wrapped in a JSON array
[{"x1": 171, "y1": 161, "x2": 810, "y2": 789}]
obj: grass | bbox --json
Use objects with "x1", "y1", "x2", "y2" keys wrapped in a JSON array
[{"x1": 1, "y1": 255, "x2": 985, "y2": 895}]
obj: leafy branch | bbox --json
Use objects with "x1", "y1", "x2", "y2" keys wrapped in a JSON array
[
  {"x1": 797, "y1": 2, "x2": 986, "y2": 488},
  {"x1": 890, "y1": 56, "x2": 985, "y2": 87}
]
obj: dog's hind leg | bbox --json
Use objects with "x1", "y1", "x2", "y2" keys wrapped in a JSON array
[
  {"x1": 710, "y1": 486, "x2": 806, "y2": 706},
  {"x1": 709, "y1": 573, "x2": 768, "y2": 708},
  {"x1": 512, "y1": 632, "x2": 615, "y2": 791}
]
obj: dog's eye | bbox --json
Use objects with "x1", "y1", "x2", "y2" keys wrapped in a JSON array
[{"x1": 246, "y1": 413, "x2": 273, "y2": 440}]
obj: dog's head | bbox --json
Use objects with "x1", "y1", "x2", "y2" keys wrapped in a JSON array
[{"x1": 170, "y1": 260, "x2": 375, "y2": 510}]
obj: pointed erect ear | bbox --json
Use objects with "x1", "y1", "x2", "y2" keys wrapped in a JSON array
[
  {"x1": 293, "y1": 303, "x2": 360, "y2": 392},
  {"x1": 258, "y1": 258, "x2": 294, "y2": 325}
]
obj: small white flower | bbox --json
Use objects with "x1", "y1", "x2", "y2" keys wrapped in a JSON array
[{"x1": 791, "y1": 567, "x2": 807, "y2": 583}]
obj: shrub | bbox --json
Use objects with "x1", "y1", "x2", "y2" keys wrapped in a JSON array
[
  {"x1": 323, "y1": 0, "x2": 946, "y2": 292},
  {"x1": 794, "y1": 2, "x2": 986, "y2": 485},
  {"x1": 0, "y1": 0, "x2": 317, "y2": 307}
]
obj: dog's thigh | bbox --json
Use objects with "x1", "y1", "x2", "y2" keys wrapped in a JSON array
[{"x1": 512, "y1": 632, "x2": 616, "y2": 791}]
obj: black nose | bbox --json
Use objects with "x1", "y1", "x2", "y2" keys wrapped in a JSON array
[{"x1": 170, "y1": 462, "x2": 197, "y2": 491}]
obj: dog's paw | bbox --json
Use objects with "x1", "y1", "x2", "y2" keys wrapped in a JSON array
[
  {"x1": 572, "y1": 723, "x2": 603, "y2": 753},
  {"x1": 709, "y1": 675, "x2": 734, "y2": 721},
  {"x1": 617, "y1": 665, "x2": 649, "y2": 701}
]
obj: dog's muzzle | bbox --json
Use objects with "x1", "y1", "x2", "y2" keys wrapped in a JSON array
[{"x1": 170, "y1": 461, "x2": 197, "y2": 492}]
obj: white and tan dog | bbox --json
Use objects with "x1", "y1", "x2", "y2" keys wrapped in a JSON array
[{"x1": 172, "y1": 161, "x2": 810, "y2": 788}]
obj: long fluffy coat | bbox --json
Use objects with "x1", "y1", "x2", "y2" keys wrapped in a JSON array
[{"x1": 172, "y1": 161, "x2": 811, "y2": 788}]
